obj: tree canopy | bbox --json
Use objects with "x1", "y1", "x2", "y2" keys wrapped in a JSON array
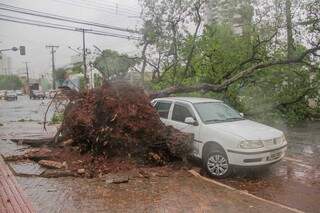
[
  {"x1": 138, "y1": 0, "x2": 320, "y2": 124},
  {"x1": 93, "y1": 49, "x2": 137, "y2": 80}
]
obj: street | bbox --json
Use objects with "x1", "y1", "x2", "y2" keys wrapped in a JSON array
[{"x1": 0, "y1": 96, "x2": 319, "y2": 212}]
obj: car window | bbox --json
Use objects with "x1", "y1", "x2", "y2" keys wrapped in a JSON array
[
  {"x1": 194, "y1": 102, "x2": 243, "y2": 124},
  {"x1": 155, "y1": 101, "x2": 172, "y2": 119},
  {"x1": 172, "y1": 103, "x2": 195, "y2": 123}
]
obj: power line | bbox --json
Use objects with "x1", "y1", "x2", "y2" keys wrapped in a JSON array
[
  {"x1": 67, "y1": 0, "x2": 141, "y2": 13},
  {"x1": 0, "y1": 16, "x2": 141, "y2": 40},
  {"x1": 51, "y1": 0, "x2": 139, "y2": 17},
  {"x1": 76, "y1": 0, "x2": 141, "y2": 14},
  {"x1": 52, "y1": 0, "x2": 140, "y2": 16},
  {"x1": 0, "y1": 2, "x2": 140, "y2": 34}
]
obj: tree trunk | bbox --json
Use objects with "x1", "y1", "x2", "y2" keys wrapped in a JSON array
[
  {"x1": 286, "y1": 0, "x2": 294, "y2": 60},
  {"x1": 140, "y1": 42, "x2": 149, "y2": 87}
]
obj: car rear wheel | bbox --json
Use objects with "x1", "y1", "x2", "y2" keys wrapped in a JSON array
[{"x1": 204, "y1": 151, "x2": 231, "y2": 178}]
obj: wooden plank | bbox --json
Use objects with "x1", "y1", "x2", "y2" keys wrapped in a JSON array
[
  {"x1": 0, "y1": 176, "x2": 16, "y2": 213},
  {"x1": 0, "y1": 174, "x2": 23, "y2": 213},
  {"x1": 0, "y1": 157, "x2": 34, "y2": 213},
  {"x1": 0, "y1": 166, "x2": 31, "y2": 213}
]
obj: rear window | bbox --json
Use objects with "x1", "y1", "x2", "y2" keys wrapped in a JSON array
[{"x1": 155, "y1": 101, "x2": 172, "y2": 119}]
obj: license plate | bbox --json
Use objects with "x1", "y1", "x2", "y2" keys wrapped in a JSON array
[{"x1": 269, "y1": 151, "x2": 282, "y2": 161}]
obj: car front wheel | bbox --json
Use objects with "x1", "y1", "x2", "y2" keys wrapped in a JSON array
[{"x1": 204, "y1": 151, "x2": 231, "y2": 178}]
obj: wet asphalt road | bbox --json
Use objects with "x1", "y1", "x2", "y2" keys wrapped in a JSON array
[
  {"x1": 215, "y1": 122, "x2": 320, "y2": 212},
  {"x1": 0, "y1": 96, "x2": 320, "y2": 212}
]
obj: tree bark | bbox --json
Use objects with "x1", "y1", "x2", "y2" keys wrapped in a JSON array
[
  {"x1": 286, "y1": 0, "x2": 295, "y2": 60},
  {"x1": 140, "y1": 42, "x2": 149, "y2": 87},
  {"x1": 181, "y1": 2, "x2": 202, "y2": 80}
]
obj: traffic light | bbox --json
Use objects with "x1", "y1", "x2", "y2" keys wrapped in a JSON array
[{"x1": 19, "y1": 46, "x2": 26, "y2": 55}]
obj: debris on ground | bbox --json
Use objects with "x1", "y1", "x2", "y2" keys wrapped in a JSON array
[
  {"x1": 61, "y1": 139, "x2": 74, "y2": 147},
  {"x1": 24, "y1": 148, "x2": 55, "y2": 161},
  {"x1": 40, "y1": 169, "x2": 75, "y2": 178},
  {"x1": 105, "y1": 172, "x2": 130, "y2": 185},
  {"x1": 2, "y1": 148, "x2": 55, "y2": 162},
  {"x1": 77, "y1": 168, "x2": 85, "y2": 174},
  {"x1": 38, "y1": 160, "x2": 65, "y2": 169},
  {"x1": 11, "y1": 138, "x2": 53, "y2": 147}
]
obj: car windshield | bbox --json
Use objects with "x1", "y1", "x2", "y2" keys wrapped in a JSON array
[{"x1": 194, "y1": 102, "x2": 244, "y2": 124}]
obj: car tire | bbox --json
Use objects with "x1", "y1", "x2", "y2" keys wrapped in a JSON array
[{"x1": 203, "y1": 150, "x2": 232, "y2": 179}]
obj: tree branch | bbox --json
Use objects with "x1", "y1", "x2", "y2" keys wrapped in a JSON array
[{"x1": 150, "y1": 46, "x2": 320, "y2": 98}]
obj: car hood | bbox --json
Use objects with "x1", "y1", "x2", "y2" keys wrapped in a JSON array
[{"x1": 208, "y1": 119, "x2": 283, "y2": 140}]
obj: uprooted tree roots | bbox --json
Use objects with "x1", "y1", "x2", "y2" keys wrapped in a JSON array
[{"x1": 58, "y1": 82, "x2": 193, "y2": 165}]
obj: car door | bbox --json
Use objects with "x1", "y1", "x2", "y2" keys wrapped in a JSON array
[{"x1": 167, "y1": 102, "x2": 201, "y2": 157}]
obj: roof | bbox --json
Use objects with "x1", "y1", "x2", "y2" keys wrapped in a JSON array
[{"x1": 154, "y1": 97, "x2": 222, "y2": 104}]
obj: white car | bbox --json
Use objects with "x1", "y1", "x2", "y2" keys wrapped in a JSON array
[{"x1": 152, "y1": 97, "x2": 287, "y2": 178}]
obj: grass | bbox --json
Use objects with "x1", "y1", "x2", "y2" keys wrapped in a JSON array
[{"x1": 51, "y1": 113, "x2": 64, "y2": 124}]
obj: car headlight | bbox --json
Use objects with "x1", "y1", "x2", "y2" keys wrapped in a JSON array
[{"x1": 239, "y1": 140, "x2": 264, "y2": 149}]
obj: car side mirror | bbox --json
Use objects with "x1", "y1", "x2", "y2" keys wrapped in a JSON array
[
  {"x1": 185, "y1": 117, "x2": 197, "y2": 125},
  {"x1": 239, "y1": 113, "x2": 244, "y2": 117}
]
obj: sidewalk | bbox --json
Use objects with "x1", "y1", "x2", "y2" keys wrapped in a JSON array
[
  {"x1": 0, "y1": 156, "x2": 34, "y2": 213},
  {"x1": 15, "y1": 170, "x2": 296, "y2": 213}
]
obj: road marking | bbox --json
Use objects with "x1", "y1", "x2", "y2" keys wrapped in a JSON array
[
  {"x1": 188, "y1": 170, "x2": 304, "y2": 213},
  {"x1": 284, "y1": 157, "x2": 312, "y2": 169},
  {"x1": 284, "y1": 157, "x2": 304, "y2": 163}
]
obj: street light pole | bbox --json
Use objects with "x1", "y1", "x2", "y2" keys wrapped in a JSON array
[{"x1": 0, "y1": 47, "x2": 18, "y2": 53}]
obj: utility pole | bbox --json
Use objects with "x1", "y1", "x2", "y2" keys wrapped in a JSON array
[
  {"x1": 76, "y1": 28, "x2": 91, "y2": 89},
  {"x1": 23, "y1": 62, "x2": 30, "y2": 94},
  {"x1": 24, "y1": 62, "x2": 30, "y2": 84},
  {"x1": 46, "y1": 45, "x2": 59, "y2": 89}
]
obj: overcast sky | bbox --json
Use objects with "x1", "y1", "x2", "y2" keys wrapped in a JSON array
[{"x1": 0, "y1": 0, "x2": 142, "y2": 79}]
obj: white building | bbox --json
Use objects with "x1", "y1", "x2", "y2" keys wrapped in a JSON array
[
  {"x1": 205, "y1": 0, "x2": 253, "y2": 35},
  {"x1": 0, "y1": 53, "x2": 12, "y2": 75}
]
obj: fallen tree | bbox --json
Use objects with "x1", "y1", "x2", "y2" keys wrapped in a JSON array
[
  {"x1": 149, "y1": 45, "x2": 320, "y2": 99},
  {"x1": 55, "y1": 81, "x2": 192, "y2": 164}
]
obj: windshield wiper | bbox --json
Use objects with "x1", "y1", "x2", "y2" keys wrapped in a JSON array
[
  {"x1": 225, "y1": 117, "x2": 244, "y2": 121},
  {"x1": 204, "y1": 119, "x2": 225, "y2": 123}
]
